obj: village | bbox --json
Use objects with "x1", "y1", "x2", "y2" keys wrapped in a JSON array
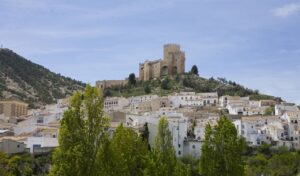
[{"x1": 1, "y1": 44, "x2": 299, "y2": 158}]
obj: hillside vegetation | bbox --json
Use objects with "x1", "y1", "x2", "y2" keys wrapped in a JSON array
[
  {"x1": 104, "y1": 73, "x2": 280, "y2": 102},
  {"x1": 0, "y1": 49, "x2": 85, "y2": 108}
]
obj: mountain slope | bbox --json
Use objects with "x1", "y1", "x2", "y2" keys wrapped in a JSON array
[{"x1": 0, "y1": 48, "x2": 85, "y2": 108}]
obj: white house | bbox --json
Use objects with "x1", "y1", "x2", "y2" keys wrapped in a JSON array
[
  {"x1": 169, "y1": 92, "x2": 218, "y2": 108},
  {"x1": 104, "y1": 97, "x2": 130, "y2": 111},
  {"x1": 126, "y1": 109, "x2": 202, "y2": 157},
  {"x1": 275, "y1": 103, "x2": 299, "y2": 116}
]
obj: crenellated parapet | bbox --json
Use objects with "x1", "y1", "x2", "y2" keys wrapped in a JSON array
[{"x1": 139, "y1": 44, "x2": 186, "y2": 81}]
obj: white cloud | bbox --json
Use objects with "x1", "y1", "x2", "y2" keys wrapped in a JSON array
[{"x1": 273, "y1": 3, "x2": 300, "y2": 17}]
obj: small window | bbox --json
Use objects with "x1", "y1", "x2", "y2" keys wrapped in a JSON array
[
  {"x1": 17, "y1": 145, "x2": 20, "y2": 148},
  {"x1": 178, "y1": 151, "x2": 181, "y2": 155},
  {"x1": 192, "y1": 145, "x2": 195, "y2": 149},
  {"x1": 178, "y1": 144, "x2": 181, "y2": 148}
]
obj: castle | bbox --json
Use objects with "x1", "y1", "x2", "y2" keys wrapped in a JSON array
[{"x1": 139, "y1": 44, "x2": 186, "y2": 81}]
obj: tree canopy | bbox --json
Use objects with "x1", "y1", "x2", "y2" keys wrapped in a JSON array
[
  {"x1": 128, "y1": 73, "x2": 137, "y2": 85},
  {"x1": 190, "y1": 65, "x2": 199, "y2": 75},
  {"x1": 200, "y1": 116, "x2": 245, "y2": 176},
  {"x1": 50, "y1": 85, "x2": 109, "y2": 176}
]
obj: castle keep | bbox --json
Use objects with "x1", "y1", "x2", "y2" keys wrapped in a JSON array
[{"x1": 139, "y1": 44, "x2": 186, "y2": 81}]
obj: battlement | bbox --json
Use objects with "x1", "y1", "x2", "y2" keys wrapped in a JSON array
[
  {"x1": 139, "y1": 44, "x2": 186, "y2": 81},
  {"x1": 164, "y1": 44, "x2": 180, "y2": 50}
]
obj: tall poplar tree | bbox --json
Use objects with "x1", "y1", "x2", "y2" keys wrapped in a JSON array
[
  {"x1": 50, "y1": 85, "x2": 109, "y2": 176},
  {"x1": 105, "y1": 124, "x2": 149, "y2": 176},
  {"x1": 145, "y1": 117, "x2": 177, "y2": 176},
  {"x1": 200, "y1": 116, "x2": 245, "y2": 176}
]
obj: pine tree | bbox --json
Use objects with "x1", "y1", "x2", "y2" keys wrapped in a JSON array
[
  {"x1": 200, "y1": 116, "x2": 245, "y2": 176},
  {"x1": 141, "y1": 122, "x2": 151, "y2": 150},
  {"x1": 50, "y1": 85, "x2": 109, "y2": 176},
  {"x1": 128, "y1": 73, "x2": 137, "y2": 85},
  {"x1": 190, "y1": 65, "x2": 199, "y2": 75}
]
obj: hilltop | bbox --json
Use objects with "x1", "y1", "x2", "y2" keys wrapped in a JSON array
[
  {"x1": 103, "y1": 73, "x2": 281, "y2": 102},
  {"x1": 0, "y1": 48, "x2": 85, "y2": 108}
]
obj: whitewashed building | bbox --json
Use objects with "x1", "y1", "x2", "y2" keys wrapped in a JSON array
[
  {"x1": 275, "y1": 103, "x2": 299, "y2": 116},
  {"x1": 104, "y1": 97, "x2": 130, "y2": 111},
  {"x1": 126, "y1": 108, "x2": 202, "y2": 157}
]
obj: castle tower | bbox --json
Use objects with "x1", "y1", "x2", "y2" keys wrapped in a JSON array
[
  {"x1": 139, "y1": 44, "x2": 186, "y2": 81},
  {"x1": 177, "y1": 51, "x2": 185, "y2": 74},
  {"x1": 163, "y1": 44, "x2": 185, "y2": 75},
  {"x1": 139, "y1": 63, "x2": 145, "y2": 81}
]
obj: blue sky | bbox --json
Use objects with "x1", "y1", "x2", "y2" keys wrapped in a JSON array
[{"x1": 0, "y1": 0, "x2": 300, "y2": 105}]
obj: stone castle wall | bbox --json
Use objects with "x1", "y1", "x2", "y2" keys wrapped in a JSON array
[
  {"x1": 96, "y1": 80, "x2": 128, "y2": 89},
  {"x1": 139, "y1": 44, "x2": 186, "y2": 81}
]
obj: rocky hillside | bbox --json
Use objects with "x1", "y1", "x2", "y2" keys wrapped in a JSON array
[{"x1": 0, "y1": 48, "x2": 85, "y2": 108}]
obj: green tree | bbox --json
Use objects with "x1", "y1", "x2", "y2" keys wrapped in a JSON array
[
  {"x1": 175, "y1": 160, "x2": 192, "y2": 176},
  {"x1": 0, "y1": 152, "x2": 8, "y2": 176},
  {"x1": 146, "y1": 117, "x2": 177, "y2": 176},
  {"x1": 50, "y1": 85, "x2": 109, "y2": 176},
  {"x1": 200, "y1": 124, "x2": 215, "y2": 175},
  {"x1": 190, "y1": 65, "x2": 199, "y2": 75},
  {"x1": 7, "y1": 155, "x2": 33, "y2": 176},
  {"x1": 161, "y1": 78, "x2": 170, "y2": 90},
  {"x1": 106, "y1": 124, "x2": 149, "y2": 176},
  {"x1": 144, "y1": 85, "x2": 151, "y2": 94},
  {"x1": 141, "y1": 122, "x2": 151, "y2": 150},
  {"x1": 264, "y1": 106, "x2": 275, "y2": 116},
  {"x1": 200, "y1": 116, "x2": 245, "y2": 176},
  {"x1": 245, "y1": 154, "x2": 269, "y2": 176},
  {"x1": 128, "y1": 73, "x2": 137, "y2": 85},
  {"x1": 268, "y1": 152, "x2": 300, "y2": 176}
]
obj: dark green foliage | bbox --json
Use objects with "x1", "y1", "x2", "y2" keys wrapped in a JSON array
[
  {"x1": 128, "y1": 73, "x2": 137, "y2": 85},
  {"x1": 145, "y1": 117, "x2": 191, "y2": 176},
  {"x1": 200, "y1": 116, "x2": 245, "y2": 176},
  {"x1": 103, "y1": 74, "x2": 278, "y2": 102},
  {"x1": 257, "y1": 143, "x2": 272, "y2": 156},
  {"x1": 190, "y1": 65, "x2": 199, "y2": 75},
  {"x1": 161, "y1": 77, "x2": 171, "y2": 90},
  {"x1": 50, "y1": 85, "x2": 109, "y2": 176},
  {"x1": 268, "y1": 152, "x2": 300, "y2": 175},
  {"x1": 0, "y1": 49, "x2": 85, "y2": 107},
  {"x1": 148, "y1": 117, "x2": 177, "y2": 176},
  {"x1": 245, "y1": 146, "x2": 300, "y2": 176},
  {"x1": 103, "y1": 89, "x2": 112, "y2": 97},
  {"x1": 246, "y1": 154, "x2": 269, "y2": 176},
  {"x1": 180, "y1": 155, "x2": 200, "y2": 176},
  {"x1": 100, "y1": 124, "x2": 149, "y2": 176},
  {"x1": 141, "y1": 122, "x2": 150, "y2": 143},
  {"x1": 0, "y1": 152, "x2": 52, "y2": 176},
  {"x1": 144, "y1": 85, "x2": 151, "y2": 94}
]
